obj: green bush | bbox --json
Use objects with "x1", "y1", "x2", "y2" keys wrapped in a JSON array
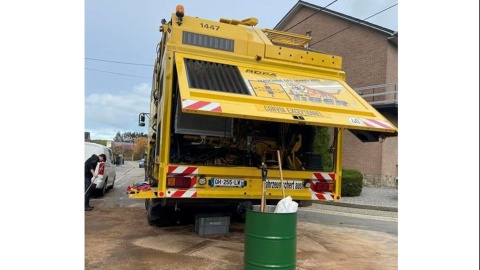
[
  {"x1": 313, "y1": 126, "x2": 333, "y2": 171},
  {"x1": 341, "y1": 169, "x2": 363, "y2": 197}
]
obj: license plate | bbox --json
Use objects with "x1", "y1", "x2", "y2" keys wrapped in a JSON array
[
  {"x1": 210, "y1": 178, "x2": 245, "y2": 187},
  {"x1": 265, "y1": 180, "x2": 304, "y2": 190}
]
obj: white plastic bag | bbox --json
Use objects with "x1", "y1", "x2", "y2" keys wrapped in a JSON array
[{"x1": 274, "y1": 196, "x2": 298, "y2": 213}]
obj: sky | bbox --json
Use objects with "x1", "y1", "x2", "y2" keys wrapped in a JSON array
[
  {"x1": 1, "y1": 1, "x2": 478, "y2": 269},
  {"x1": 85, "y1": 0, "x2": 399, "y2": 140}
]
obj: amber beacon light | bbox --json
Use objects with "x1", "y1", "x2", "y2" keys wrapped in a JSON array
[
  {"x1": 176, "y1": 5, "x2": 184, "y2": 18},
  {"x1": 175, "y1": 5, "x2": 185, "y2": 25}
]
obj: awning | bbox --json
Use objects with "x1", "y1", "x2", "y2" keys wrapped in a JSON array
[{"x1": 174, "y1": 52, "x2": 397, "y2": 140}]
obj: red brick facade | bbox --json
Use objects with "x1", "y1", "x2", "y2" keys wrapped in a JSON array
[{"x1": 276, "y1": 2, "x2": 398, "y2": 186}]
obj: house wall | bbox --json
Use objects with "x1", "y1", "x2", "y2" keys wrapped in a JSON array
[
  {"x1": 280, "y1": 6, "x2": 398, "y2": 187},
  {"x1": 282, "y1": 7, "x2": 389, "y2": 88}
]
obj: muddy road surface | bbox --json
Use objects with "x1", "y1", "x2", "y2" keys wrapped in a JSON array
[{"x1": 85, "y1": 162, "x2": 397, "y2": 270}]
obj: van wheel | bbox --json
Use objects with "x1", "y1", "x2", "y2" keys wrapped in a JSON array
[
  {"x1": 100, "y1": 178, "x2": 107, "y2": 196},
  {"x1": 109, "y1": 176, "x2": 115, "y2": 189}
]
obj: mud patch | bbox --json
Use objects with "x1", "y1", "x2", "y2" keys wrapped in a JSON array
[{"x1": 133, "y1": 234, "x2": 243, "y2": 265}]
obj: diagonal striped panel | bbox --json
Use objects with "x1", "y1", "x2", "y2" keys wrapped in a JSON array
[
  {"x1": 360, "y1": 118, "x2": 394, "y2": 129},
  {"x1": 167, "y1": 188, "x2": 198, "y2": 198},
  {"x1": 182, "y1": 99, "x2": 222, "y2": 112},
  {"x1": 312, "y1": 172, "x2": 335, "y2": 182},
  {"x1": 310, "y1": 191, "x2": 335, "y2": 200},
  {"x1": 168, "y1": 166, "x2": 199, "y2": 175}
]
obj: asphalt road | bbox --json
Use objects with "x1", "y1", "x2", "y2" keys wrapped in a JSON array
[
  {"x1": 298, "y1": 205, "x2": 398, "y2": 236},
  {"x1": 86, "y1": 161, "x2": 398, "y2": 270}
]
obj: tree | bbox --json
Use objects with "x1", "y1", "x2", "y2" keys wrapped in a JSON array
[
  {"x1": 113, "y1": 131, "x2": 147, "y2": 142},
  {"x1": 134, "y1": 137, "x2": 148, "y2": 160},
  {"x1": 111, "y1": 132, "x2": 148, "y2": 161},
  {"x1": 114, "y1": 132, "x2": 123, "y2": 142}
]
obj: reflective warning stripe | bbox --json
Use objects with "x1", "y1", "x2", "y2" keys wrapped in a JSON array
[
  {"x1": 360, "y1": 118, "x2": 394, "y2": 129},
  {"x1": 182, "y1": 99, "x2": 222, "y2": 112},
  {"x1": 310, "y1": 172, "x2": 335, "y2": 200},
  {"x1": 167, "y1": 166, "x2": 198, "y2": 187},
  {"x1": 311, "y1": 192, "x2": 335, "y2": 200},
  {"x1": 312, "y1": 172, "x2": 335, "y2": 182},
  {"x1": 168, "y1": 166, "x2": 198, "y2": 175},
  {"x1": 167, "y1": 188, "x2": 197, "y2": 198}
]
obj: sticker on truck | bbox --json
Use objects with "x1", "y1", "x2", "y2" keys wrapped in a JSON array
[{"x1": 265, "y1": 180, "x2": 304, "y2": 190}]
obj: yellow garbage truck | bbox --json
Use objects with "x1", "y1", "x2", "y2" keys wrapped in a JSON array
[{"x1": 129, "y1": 6, "x2": 398, "y2": 226}]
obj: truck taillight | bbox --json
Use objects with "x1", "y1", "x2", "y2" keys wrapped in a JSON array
[
  {"x1": 314, "y1": 181, "x2": 335, "y2": 192},
  {"x1": 167, "y1": 176, "x2": 192, "y2": 188},
  {"x1": 97, "y1": 163, "x2": 105, "y2": 175}
]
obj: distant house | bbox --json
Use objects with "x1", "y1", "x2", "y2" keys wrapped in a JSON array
[
  {"x1": 111, "y1": 141, "x2": 135, "y2": 150},
  {"x1": 111, "y1": 141, "x2": 135, "y2": 162},
  {"x1": 275, "y1": 1, "x2": 398, "y2": 187}
]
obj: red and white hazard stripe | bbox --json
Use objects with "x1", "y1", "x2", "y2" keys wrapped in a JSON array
[
  {"x1": 167, "y1": 188, "x2": 197, "y2": 198},
  {"x1": 182, "y1": 99, "x2": 222, "y2": 112},
  {"x1": 310, "y1": 172, "x2": 335, "y2": 201},
  {"x1": 360, "y1": 118, "x2": 394, "y2": 130},
  {"x1": 312, "y1": 172, "x2": 335, "y2": 182},
  {"x1": 167, "y1": 166, "x2": 198, "y2": 187},
  {"x1": 168, "y1": 166, "x2": 198, "y2": 175},
  {"x1": 311, "y1": 192, "x2": 335, "y2": 200}
]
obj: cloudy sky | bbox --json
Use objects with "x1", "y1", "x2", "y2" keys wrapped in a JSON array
[
  {"x1": 1, "y1": 1, "x2": 478, "y2": 267},
  {"x1": 85, "y1": 0, "x2": 398, "y2": 140}
]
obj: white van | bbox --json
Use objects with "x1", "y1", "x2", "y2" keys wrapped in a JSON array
[{"x1": 85, "y1": 142, "x2": 117, "y2": 196}]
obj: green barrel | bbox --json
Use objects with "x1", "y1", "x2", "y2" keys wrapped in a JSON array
[{"x1": 244, "y1": 205, "x2": 297, "y2": 270}]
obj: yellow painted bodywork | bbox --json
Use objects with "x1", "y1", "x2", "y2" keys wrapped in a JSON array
[
  {"x1": 130, "y1": 12, "x2": 397, "y2": 202},
  {"x1": 175, "y1": 52, "x2": 395, "y2": 133},
  {"x1": 131, "y1": 166, "x2": 318, "y2": 200}
]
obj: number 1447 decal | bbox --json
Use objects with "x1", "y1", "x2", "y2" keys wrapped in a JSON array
[{"x1": 200, "y1": 23, "x2": 220, "y2": 31}]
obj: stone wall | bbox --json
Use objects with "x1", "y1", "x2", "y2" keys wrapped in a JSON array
[{"x1": 362, "y1": 173, "x2": 397, "y2": 187}]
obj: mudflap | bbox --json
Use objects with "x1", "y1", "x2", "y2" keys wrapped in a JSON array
[{"x1": 146, "y1": 199, "x2": 192, "y2": 227}]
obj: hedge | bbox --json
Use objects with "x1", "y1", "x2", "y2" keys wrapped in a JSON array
[{"x1": 341, "y1": 169, "x2": 363, "y2": 197}]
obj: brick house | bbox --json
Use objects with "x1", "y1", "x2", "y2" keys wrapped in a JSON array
[{"x1": 274, "y1": 1, "x2": 398, "y2": 187}]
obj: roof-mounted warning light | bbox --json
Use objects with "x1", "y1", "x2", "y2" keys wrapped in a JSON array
[{"x1": 176, "y1": 5, "x2": 184, "y2": 25}]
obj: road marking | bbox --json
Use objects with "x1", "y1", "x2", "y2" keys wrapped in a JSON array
[{"x1": 299, "y1": 208, "x2": 398, "y2": 222}]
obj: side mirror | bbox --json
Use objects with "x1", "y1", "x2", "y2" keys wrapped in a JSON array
[{"x1": 139, "y1": 113, "x2": 146, "y2": 127}]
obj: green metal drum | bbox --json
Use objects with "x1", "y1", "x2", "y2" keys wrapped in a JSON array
[{"x1": 244, "y1": 205, "x2": 297, "y2": 270}]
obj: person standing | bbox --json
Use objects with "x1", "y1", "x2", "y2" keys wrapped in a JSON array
[{"x1": 84, "y1": 154, "x2": 105, "y2": 211}]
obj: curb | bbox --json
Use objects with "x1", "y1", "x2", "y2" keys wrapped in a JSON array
[{"x1": 314, "y1": 201, "x2": 398, "y2": 212}]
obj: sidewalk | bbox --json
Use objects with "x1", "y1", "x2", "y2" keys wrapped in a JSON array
[{"x1": 315, "y1": 186, "x2": 398, "y2": 212}]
